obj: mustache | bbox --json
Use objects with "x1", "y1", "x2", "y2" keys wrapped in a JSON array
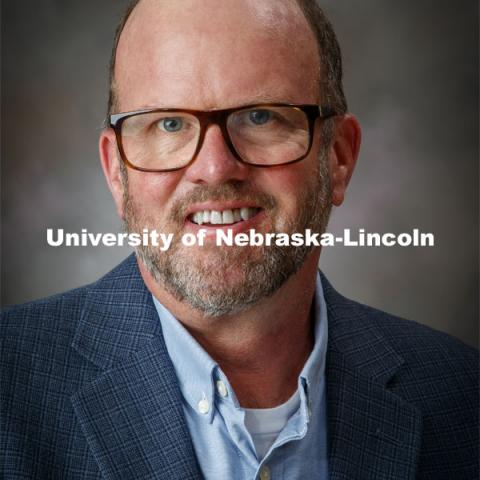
[{"x1": 169, "y1": 181, "x2": 277, "y2": 221}]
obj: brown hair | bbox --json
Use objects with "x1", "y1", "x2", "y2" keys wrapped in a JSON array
[{"x1": 106, "y1": 0, "x2": 348, "y2": 117}]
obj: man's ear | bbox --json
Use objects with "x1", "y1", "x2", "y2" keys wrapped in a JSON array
[
  {"x1": 99, "y1": 129, "x2": 126, "y2": 220},
  {"x1": 328, "y1": 114, "x2": 361, "y2": 206}
]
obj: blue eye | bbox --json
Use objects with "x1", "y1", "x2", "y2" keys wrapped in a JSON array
[
  {"x1": 159, "y1": 117, "x2": 183, "y2": 132},
  {"x1": 248, "y1": 109, "x2": 272, "y2": 125}
]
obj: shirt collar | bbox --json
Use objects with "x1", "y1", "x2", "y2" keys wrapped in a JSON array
[
  {"x1": 298, "y1": 272, "x2": 329, "y2": 420},
  {"x1": 152, "y1": 296, "x2": 218, "y2": 422},
  {"x1": 301, "y1": 272, "x2": 328, "y2": 383},
  {"x1": 152, "y1": 272, "x2": 328, "y2": 421}
]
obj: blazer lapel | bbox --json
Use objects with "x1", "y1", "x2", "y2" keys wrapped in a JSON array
[
  {"x1": 322, "y1": 274, "x2": 423, "y2": 480},
  {"x1": 71, "y1": 255, "x2": 202, "y2": 480}
]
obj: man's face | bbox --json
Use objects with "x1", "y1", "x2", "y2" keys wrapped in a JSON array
[{"x1": 108, "y1": 0, "x2": 333, "y2": 316}]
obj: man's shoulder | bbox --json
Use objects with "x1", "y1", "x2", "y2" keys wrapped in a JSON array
[
  {"x1": 1, "y1": 285, "x2": 97, "y2": 396},
  {"x1": 3, "y1": 255, "x2": 133, "y2": 324},
  {"x1": 2, "y1": 285, "x2": 91, "y2": 344},
  {"x1": 322, "y1": 274, "x2": 478, "y2": 425},
  {"x1": 324, "y1": 271, "x2": 478, "y2": 397},
  {"x1": 355, "y1": 298, "x2": 476, "y2": 368},
  {"x1": 324, "y1": 274, "x2": 477, "y2": 354},
  {"x1": 1, "y1": 256, "x2": 137, "y2": 362}
]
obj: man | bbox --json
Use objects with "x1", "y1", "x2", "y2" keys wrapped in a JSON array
[{"x1": 1, "y1": 0, "x2": 477, "y2": 479}]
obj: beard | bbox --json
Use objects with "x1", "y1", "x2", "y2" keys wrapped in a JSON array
[{"x1": 123, "y1": 150, "x2": 332, "y2": 317}]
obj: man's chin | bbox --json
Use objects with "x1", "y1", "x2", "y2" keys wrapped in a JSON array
[
  {"x1": 164, "y1": 244, "x2": 269, "y2": 295},
  {"x1": 138, "y1": 241, "x2": 305, "y2": 317}
]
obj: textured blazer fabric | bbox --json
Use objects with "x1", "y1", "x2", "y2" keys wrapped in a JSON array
[{"x1": 1, "y1": 254, "x2": 478, "y2": 479}]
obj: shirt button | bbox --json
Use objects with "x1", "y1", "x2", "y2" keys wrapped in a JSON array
[
  {"x1": 198, "y1": 398, "x2": 210, "y2": 414},
  {"x1": 259, "y1": 465, "x2": 271, "y2": 480},
  {"x1": 216, "y1": 380, "x2": 228, "y2": 397}
]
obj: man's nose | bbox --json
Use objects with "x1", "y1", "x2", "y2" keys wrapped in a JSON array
[{"x1": 183, "y1": 125, "x2": 250, "y2": 185}]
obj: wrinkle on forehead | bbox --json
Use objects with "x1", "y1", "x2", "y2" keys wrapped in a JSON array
[{"x1": 114, "y1": 0, "x2": 320, "y2": 111}]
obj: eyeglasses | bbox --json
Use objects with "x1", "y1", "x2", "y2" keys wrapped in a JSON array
[{"x1": 109, "y1": 103, "x2": 335, "y2": 172}]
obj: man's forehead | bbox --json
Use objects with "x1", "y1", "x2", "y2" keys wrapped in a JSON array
[
  {"x1": 114, "y1": 0, "x2": 320, "y2": 111},
  {"x1": 122, "y1": 0, "x2": 308, "y2": 38}
]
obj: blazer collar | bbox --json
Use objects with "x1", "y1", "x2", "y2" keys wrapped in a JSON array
[
  {"x1": 321, "y1": 273, "x2": 423, "y2": 480},
  {"x1": 71, "y1": 254, "x2": 203, "y2": 479}
]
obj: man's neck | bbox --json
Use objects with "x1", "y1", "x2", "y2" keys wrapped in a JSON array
[{"x1": 139, "y1": 252, "x2": 320, "y2": 408}]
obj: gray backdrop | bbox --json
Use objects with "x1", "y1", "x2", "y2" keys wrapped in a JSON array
[{"x1": 2, "y1": 1, "x2": 478, "y2": 347}]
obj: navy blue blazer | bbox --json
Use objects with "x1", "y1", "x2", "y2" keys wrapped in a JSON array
[{"x1": 1, "y1": 254, "x2": 478, "y2": 479}]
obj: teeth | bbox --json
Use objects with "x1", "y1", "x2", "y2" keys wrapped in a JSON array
[
  {"x1": 192, "y1": 212, "x2": 204, "y2": 225},
  {"x1": 240, "y1": 208, "x2": 250, "y2": 221},
  {"x1": 233, "y1": 209, "x2": 241, "y2": 222},
  {"x1": 222, "y1": 210, "x2": 234, "y2": 224},
  {"x1": 210, "y1": 211, "x2": 222, "y2": 224},
  {"x1": 190, "y1": 207, "x2": 259, "y2": 225}
]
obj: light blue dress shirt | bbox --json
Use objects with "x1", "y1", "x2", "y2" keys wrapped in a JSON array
[{"x1": 152, "y1": 273, "x2": 329, "y2": 480}]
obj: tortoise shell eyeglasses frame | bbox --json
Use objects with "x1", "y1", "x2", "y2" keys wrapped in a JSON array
[{"x1": 108, "y1": 103, "x2": 336, "y2": 172}]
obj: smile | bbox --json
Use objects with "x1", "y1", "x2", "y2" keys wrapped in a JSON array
[{"x1": 189, "y1": 207, "x2": 261, "y2": 226}]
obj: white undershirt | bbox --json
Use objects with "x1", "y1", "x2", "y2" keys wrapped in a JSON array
[{"x1": 244, "y1": 389, "x2": 301, "y2": 460}]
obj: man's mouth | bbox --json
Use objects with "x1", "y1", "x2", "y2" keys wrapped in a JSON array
[{"x1": 188, "y1": 207, "x2": 262, "y2": 226}]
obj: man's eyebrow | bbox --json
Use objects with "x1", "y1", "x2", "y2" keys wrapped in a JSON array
[
  {"x1": 233, "y1": 93, "x2": 296, "y2": 104},
  {"x1": 224, "y1": 92, "x2": 312, "y2": 107},
  {"x1": 125, "y1": 96, "x2": 309, "y2": 112}
]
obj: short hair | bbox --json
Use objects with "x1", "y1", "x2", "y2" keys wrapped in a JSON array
[{"x1": 107, "y1": 0, "x2": 347, "y2": 117}]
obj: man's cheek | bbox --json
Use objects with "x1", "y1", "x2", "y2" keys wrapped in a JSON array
[{"x1": 273, "y1": 196, "x2": 298, "y2": 228}]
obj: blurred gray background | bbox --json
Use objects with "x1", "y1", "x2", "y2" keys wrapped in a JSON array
[{"x1": 1, "y1": 1, "x2": 478, "y2": 347}]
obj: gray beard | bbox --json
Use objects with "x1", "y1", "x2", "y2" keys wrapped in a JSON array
[{"x1": 123, "y1": 152, "x2": 332, "y2": 317}]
